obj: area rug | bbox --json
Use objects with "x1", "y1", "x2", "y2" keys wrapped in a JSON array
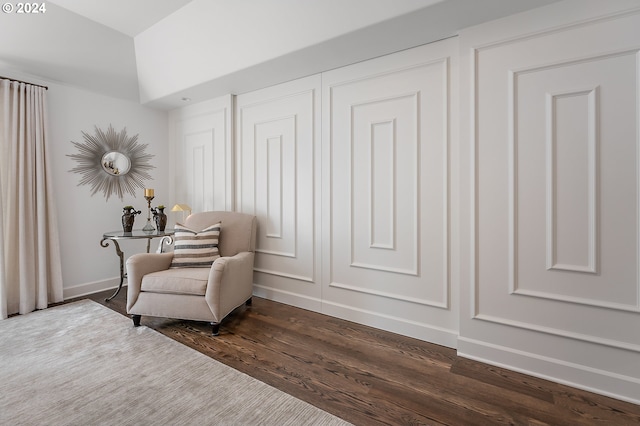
[{"x1": 0, "y1": 300, "x2": 350, "y2": 425}]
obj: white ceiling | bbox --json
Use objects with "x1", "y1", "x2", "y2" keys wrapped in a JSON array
[
  {"x1": 0, "y1": 0, "x2": 561, "y2": 109},
  {"x1": 47, "y1": 0, "x2": 194, "y2": 37}
]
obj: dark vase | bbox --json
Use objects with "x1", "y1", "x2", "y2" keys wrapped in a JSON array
[
  {"x1": 122, "y1": 207, "x2": 140, "y2": 232},
  {"x1": 153, "y1": 207, "x2": 167, "y2": 232}
]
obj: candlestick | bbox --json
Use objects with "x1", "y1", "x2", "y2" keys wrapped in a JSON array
[
  {"x1": 144, "y1": 188, "x2": 154, "y2": 197},
  {"x1": 142, "y1": 194, "x2": 155, "y2": 232}
]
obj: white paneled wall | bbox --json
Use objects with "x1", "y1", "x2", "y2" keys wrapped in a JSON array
[
  {"x1": 231, "y1": 41, "x2": 458, "y2": 345},
  {"x1": 168, "y1": 0, "x2": 640, "y2": 404},
  {"x1": 169, "y1": 94, "x2": 234, "y2": 217},
  {"x1": 458, "y1": 0, "x2": 640, "y2": 404},
  {"x1": 321, "y1": 39, "x2": 458, "y2": 347},
  {"x1": 236, "y1": 76, "x2": 322, "y2": 309}
]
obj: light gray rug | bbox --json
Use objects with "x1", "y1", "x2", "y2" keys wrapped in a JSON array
[{"x1": 0, "y1": 300, "x2": 350, "y2": 426}]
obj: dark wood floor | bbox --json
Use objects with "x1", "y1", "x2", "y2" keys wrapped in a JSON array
[{"x1": 71, "y1": 289, "x2": 639, "y2": 425}]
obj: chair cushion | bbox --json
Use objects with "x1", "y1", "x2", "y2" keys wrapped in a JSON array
[
  {"x1": 141, "y1": 268, "x2": 210, "y2": 296},
  {"x1": 170, "y1": 223, "x2": 221, "y2": 268}
]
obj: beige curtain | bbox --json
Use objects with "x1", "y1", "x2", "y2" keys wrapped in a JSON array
[{"x1": 0, "y1": 79, "x2": 63, "y2": 319}]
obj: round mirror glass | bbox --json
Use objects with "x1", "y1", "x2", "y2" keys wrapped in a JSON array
[{"x1": 101, "y1": 151, "x2": 131, "y2": 176}]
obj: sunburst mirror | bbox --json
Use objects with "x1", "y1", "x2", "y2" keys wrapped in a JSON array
[{"x1": 67, "y1": 125, "x2": 155, "y2": 201}]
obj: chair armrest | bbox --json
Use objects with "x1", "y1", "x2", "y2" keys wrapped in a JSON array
[
  {"x1": 205, "y1": 251, "x2": 255, "y2": 321},
  {"x1": 126, "y1": 252, "x2": 174, "y2": 311}
]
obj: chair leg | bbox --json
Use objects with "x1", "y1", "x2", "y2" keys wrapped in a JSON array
[
  {"x1": 132, "y1": 315, "x2": 141, "y2": 327},
  {"x1": 211, "y1": 322, "x2": 220, "y2": 336},
  {"x1": 245, "y1": 297, "x2": 252, "y2": 306}
]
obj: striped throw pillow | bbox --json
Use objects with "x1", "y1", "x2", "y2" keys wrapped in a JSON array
[{"x1": 170, "y1": 223, "x2": 221, "y2": 268}]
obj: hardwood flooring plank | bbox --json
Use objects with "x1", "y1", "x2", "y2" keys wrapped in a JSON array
[
  {"x1": 553, "y1": 389, "x2": 640, "y2": 426},
  {"x1": 241, "y1": 312, "x2": 564, "y2": 425},
  {"x1": 450, "y1": 357, "x2": 554, "y2": 404},
  {"x1": 450, "y1": 357, "x2": 640, "y2": 425}
]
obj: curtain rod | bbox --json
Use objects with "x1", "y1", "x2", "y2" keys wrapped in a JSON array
[{"x1": 0, "y1": 75, "x2": 48, "y2": 90}]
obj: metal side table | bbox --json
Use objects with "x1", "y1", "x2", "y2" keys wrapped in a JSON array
[{"x1": 100, "y1": 229, "x2": 174, "y2": 301}]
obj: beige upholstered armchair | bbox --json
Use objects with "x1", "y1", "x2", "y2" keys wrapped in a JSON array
[{"x1": 126, "y1": 211, "x2": 257, "y2": 335}]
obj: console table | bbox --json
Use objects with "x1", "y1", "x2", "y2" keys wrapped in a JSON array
[{"x1": 100, "y1": 229, "x2": 175, "y2": 301}]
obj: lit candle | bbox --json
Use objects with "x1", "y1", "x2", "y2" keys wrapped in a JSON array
[{"x1": 145, "y1": 188, "x2": 154, "y2": 197}]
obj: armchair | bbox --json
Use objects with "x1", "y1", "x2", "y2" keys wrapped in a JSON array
[{"x1": 126, "y1": 211, "x2": 257, "y2": 335}]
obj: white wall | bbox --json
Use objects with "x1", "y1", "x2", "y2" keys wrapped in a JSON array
[
  {"x1": 134, "y1": 0, "x2": 436, "y2": 104},
  {"x1": 236, "y1": 75, "x2": 323, "y2": 312},
  {"x1": 135, "y1": 0, "x2": 560, "y2": 108},
  {"x1": 457, "y1": 0, "x2": 640, "y2": 404},
  {"x1": 174, "y1": 39, "x2": 460, "y2": 347},
  {"x1": 168, "y1": 95, "x2": 235, "y2": 217},
  {"x1": 0, "y1": 3, "x2": 139, "y2": 102},
  {"x1": 169, "y1": 0, "x2": 640, "y2": 404},
  {"x1": 321, "y1": 39, "x2": 459, "y2": 347},
  {"x1": 230, "y1": 41, "x2": 459, "y2": 349},
  {"x1": 42, "y1": 81, "x2": 169, "y2": 298}
]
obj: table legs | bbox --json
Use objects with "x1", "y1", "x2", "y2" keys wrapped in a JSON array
[
  {"x1": 100, "y1": 234, "x2": 173, "y2": 301},
  {"x1": 100, "y1": 237, "x2": 124, "y2": 302}
]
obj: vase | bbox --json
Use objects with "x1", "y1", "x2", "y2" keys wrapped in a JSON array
[
  {"x1": 122, "y1": 207, "x2": 137, "y2": 232},
  {"x1": 153, "y1": 207, "x2": 167, "y2": 232}
]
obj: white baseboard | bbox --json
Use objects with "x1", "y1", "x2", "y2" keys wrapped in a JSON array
[
  {"x1": 457, "y1": 336, "x2": 640, "y2": 406},
  {"x1": 253, "y1": 285, "x2": 458, "y2": 348},
  {"x1": 252, "y1": 284, "x2": 323, "y2": 313},
  {"x1": 63, "y1": 277, "x2": 123, "y2": 300},
  {"x1": 321, "y1": 300, "x2": 458, "y2": 349},
  {"x1": 68, "y1": 281, "x2": 454, "y2": 349}
]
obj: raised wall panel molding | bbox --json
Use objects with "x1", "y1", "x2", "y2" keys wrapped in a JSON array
[
  {"x1": 509, "y1": 76, "x2": 600, "y2": 283},
  {"x1": 463, "y1": 2, "x2": 640, "y2": 404},
  {"x1": 327, "y1": 62, "x2": 448, "y2": 306},
  {"x1": 470, "y1": 16, "x2": 640, "y2": 311},
  {"x1": 189, "y1": 142, "x2": 207, "y2": 212},
  {"x1": 469, "y1": 47, "x2": 480, "y2": 319},
  {"x1": 470, "y1": 47, "x2": 640, "y2": 317},
  {"x1": 475, "y1": 50, "x2": 640, "y2": 312},
  {"x1": 369, "y1": 118, "x2": 397, "y2": 251},
  {"x1": 349, "y1": 92, "x2": 420, "y2": 277},
  {"x1": 322, "y1": 38, "x2": 457, "y2": 341},
  {"x1": 236, "y1": 78, "x2": 320, "y2": 291},
  {"x1": 251, "y1": 114, "x2": 297, "y2": 259},
  {"x1": 172, "y1": 98, "x2": 234, "y2": 214},
  {"x1": 500, "y1": 49, "x2": 640, "y2": 311},
  {"x1": 266, "y1": 135, "x2": 284, "y2": 239},
  {"x1": 544, "y1": 87, "x2": 599, "y2": 275}
]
